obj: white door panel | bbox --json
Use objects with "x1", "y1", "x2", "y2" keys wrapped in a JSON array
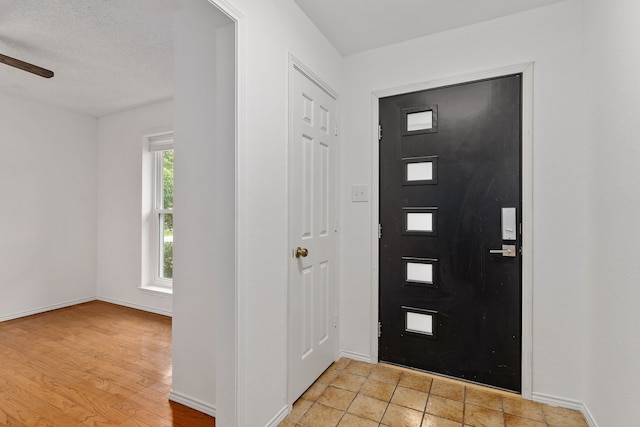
[{"x1": 289, "y1": 65, "x2": 337, "y2": 402}]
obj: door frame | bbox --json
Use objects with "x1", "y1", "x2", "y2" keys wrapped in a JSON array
[
  {"x1": 287, "y1": 54, "x2": 341, "y2": 406},
  {"x1": 370, "y1": 62, "x2": 534, "y2": 398}
]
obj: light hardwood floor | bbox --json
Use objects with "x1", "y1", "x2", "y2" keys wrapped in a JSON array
[{"x1": 0, "y1": 301, "x2": 214, "y2": 427}]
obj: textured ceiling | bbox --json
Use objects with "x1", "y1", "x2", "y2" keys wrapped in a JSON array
[
  {"x1": 0, "y1": 0, "x2": 186, "y2": 117},
  {"x1": 295, "y1": 0, "x2": 567, "y2": 56},
  {"x1": 1, "y1": 1, "x2": 568, "y2": 116}
]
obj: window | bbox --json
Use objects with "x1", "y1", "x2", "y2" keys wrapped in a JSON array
[
  {"x1": 143, "y1": 132, "x2": 174, "y2": 291},
  {"x1": 154, "y1": 148, "x2": 174, "y2": 284}
]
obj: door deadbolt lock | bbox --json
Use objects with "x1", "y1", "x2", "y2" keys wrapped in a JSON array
[
  {"x1": 489, "y1": 244, "x2": 517, "y2": 257},
  {"x1": 295, "y1": 247, "x2": 309, "y2": 258}
]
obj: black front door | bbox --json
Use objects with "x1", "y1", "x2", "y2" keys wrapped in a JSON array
[{"x1": 378, "y1": 75, "x2": 522, "y2": 392}]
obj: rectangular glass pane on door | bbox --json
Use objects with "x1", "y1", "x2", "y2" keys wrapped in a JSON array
[
  {"x1": 407, "y1": 111, "x2": 433, "y2": 132},
  {"x1": 402, "y1": 208, "x2": 437, "y2": 235},
  {"x1": 402, "y1": 257, "x2": 438, "y2": 287},
  {"x1": 402, "y1": 156, "x2": 438, "y2": 185}
]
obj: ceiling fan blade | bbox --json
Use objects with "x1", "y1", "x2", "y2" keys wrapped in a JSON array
[{"x1": 0, "y1": 53, "x2": 54, "y2": 78}]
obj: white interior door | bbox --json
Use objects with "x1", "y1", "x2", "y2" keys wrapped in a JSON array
[{"x1": 288, "y1": 64, "x2": 338, "y2": 403}]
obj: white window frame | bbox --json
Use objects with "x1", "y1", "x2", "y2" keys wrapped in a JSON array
[{"x1": 143, "y1": 131, "x2": 174, "y2": 292}]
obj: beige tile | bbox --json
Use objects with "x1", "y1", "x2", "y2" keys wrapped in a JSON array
[
  {"x1": 286, "y1": 398, "x2": 313, "y2": 423},
  {"x1": 347, "y1": 394, "x2": 388, "y2": 422},
  {"x1": 302, "y1": 382, "x2": 328, "y2": 401},
  {"x1": 344, "y1": 360, "x2": 375, "y2": 377},
  {"x1": 299, "y1": 403, "x2": 344, "y2": 427},
  {"x1": 380, "y1": 403, "x2": 423, "y2": 427},
  {"x1": 465, "y1": 387, "x2": 503, "y2": 411},
  {"x1": 317, "y1": 366, "x2": 340, "y2": 384},
  {"x1": 332, "y1": 372, "x2": 367, "y2": 393},
  {"x1": 542, "y1": 404, "x2": 588, "y2": 427},
  {"x1": 333, "y1": 358, "x2": 350, "y2": 370},
  {"x1": 463, "y1": 404, "x2": 505, "y2": 427},
  {"x1": 390, "y1": 386, "x2": 428, "y2": 412},
  {"x1": 425, "y1": 395, "x2": 463, "y2": 423},
  {"x1": 277, "y1": 419, "x2": 296, "y2": 427},
  {"x1": 370, "y1": 364, "x2": 402, "y2": 384},
  {"x1": 502, "y1": 397, "x2": 543, "y2": 422},
  {"x1": 360, "y1": 378, "x2": 396, "y2": 402},
  {"x1": 421, "y1": 414, "x2": 463, "y2": 427},
  {"x1": 337, "y1": 413, "x2": 379, "y2": 427},
  {"x1": 398, "y1": 371, "x2": 433, "y2": 393},
  {"x1": 504, "y1": 414, "x2": 546, "y2": 427},
  {"x1": 317, "y1": 386, "x2": 357, "y2": 411},
  {"x1": 429, "y1": 379, "x2": 464, "y2": 402}
]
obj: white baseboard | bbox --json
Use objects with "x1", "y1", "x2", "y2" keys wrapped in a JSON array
[
  {"x1": 338, "y1": 349, "x2": 373, "y2": 363},
  {"x1": 581, "y1": 403, "x2": 599, "y2": 427},
  {"x1": 265, "y1": 405, "x2": 289, "y2": 427},
  {"x1": 169, "y1": 390, "x2": 216, "y2": 417},
  {"x1": 96, "y1": 296, "x2": 172, "y2": 317},
  {"x1": 532, "y1": 392, "x2": 583, "y2": 410},
  {"x1": 0, "y1": 297, "x2": 96, "y2": 322},
  {"x1": 532, "y1": 393, "x2": 599, "y2": 427}
]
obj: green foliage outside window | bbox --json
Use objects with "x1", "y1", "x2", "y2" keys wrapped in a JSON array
[
  {"x1": 164, "y1": 241, "x2": 173, "y2": 279},
  {"x1": 162, "y1": 149, "x2": 174, "y2": 279}
]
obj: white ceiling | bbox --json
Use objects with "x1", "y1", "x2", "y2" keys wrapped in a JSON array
[
  {"x1": 294, "y1": 0, "x2": 567, "y2": 56},
  {"x1": 0, "y1": 0, "x2": 567, "y2": 117},
  {"x1": 0, "y1": 0, "x2": 186, "y2": 117}
]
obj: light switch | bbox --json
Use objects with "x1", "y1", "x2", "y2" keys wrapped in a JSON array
[
  {"x1": 351, "y1": 185, "x2": 369, "y2": 202},
  {"x1": 502, "y1": 207, "x2": 517, "y2": 241}
]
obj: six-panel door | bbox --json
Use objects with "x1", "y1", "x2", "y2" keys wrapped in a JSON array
[{"x1": 289, "y1": 66, "x2": 338, "y2": 401}]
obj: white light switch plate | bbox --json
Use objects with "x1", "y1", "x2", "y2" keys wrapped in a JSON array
[{"x1": 351, "y1": 185, "x2": 369, "y2": 202}]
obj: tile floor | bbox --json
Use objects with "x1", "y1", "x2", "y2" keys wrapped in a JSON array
[{"x1": 279, "y1": 358, "x2": 588, "y2": 427}]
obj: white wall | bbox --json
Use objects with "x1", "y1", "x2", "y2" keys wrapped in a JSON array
[
  {"x1": 171, "y1": 0, "x2": 235, "y2": 416},
  {"x1": 340, "y1": 0, "x2": 588, "y2": 403},
  {"x1": 0, "y1": 93, "x2": 97, "y2": 320},
  {"x1": 213, "y1": 20, "x2": 238, "y2": 427},
  {"x1": 96, "y1": 100, "x2": 174, "y2": 315},
  {"x1": 191, "y1": 0, "x2": 344, "y2": 424},
  {"x1": 583, "y1": 0, "x2": 640, "y2": 425}
]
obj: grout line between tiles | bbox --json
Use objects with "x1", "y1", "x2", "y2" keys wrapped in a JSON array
[
  {"x1": 462, "y1": 385, "x2": 467, "y2": 426},
  {"x1": 377, "y1": 375, "x2": 397, "y2": 427}
]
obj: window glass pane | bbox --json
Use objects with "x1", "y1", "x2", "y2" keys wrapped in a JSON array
[
  {"x1": 406, "y1": 262, "x2": 432, "y2": 284},
  {"x1": 163, "y1": 150, "x2": 174, "y2": 209},
  {"x1": 406, "y1": 162, "x2": 433, "y2": 181},
  {"x1": 406, "y1": 212, "x2": 433, "y2": 232},
  {"x1": 160, "y1": 213, "x2": 173, "y2": 279},
  {"x1": 407, "y1": 110, "x2": 433, "y2": 131},
  {"x1": 406, "y1": 312, "x2": 433, "y2": 335}
]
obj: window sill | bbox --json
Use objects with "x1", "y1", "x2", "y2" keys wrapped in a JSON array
[{"x1": 139, "y1": 285, "x2": 173, "y2": 297}]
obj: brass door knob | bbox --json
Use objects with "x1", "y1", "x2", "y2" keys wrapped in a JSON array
[{"x1": 295, "y1": 247, "x2": 309, "y2": 258}]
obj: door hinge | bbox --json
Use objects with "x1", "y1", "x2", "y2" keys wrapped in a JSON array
[
  {"x1": 378, "y1": 224, "x2": 382, "y2": 239},
  {"x1": 378, "y1": 321, "x2": 382, "y2": 338},
  {"x1": 334, "y1": 315, "x2": 338, "y2": 328},
  {"x1": 378, "y1": 125, "x2": 382, "y2": 141},
  {"x1": 334, "y1": 121, "x2": 339, "y2": 136}
]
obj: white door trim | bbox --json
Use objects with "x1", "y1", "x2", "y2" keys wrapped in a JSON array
[
  {"x1": 202, "y1": 0, "x2": 244, "y2": 425},
  {"x1": 370, "y1": 62, "x2": 534, "y2": 399},
  {"x1": 287, "y1": 54, "x2": 340, "y2": 406}
]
